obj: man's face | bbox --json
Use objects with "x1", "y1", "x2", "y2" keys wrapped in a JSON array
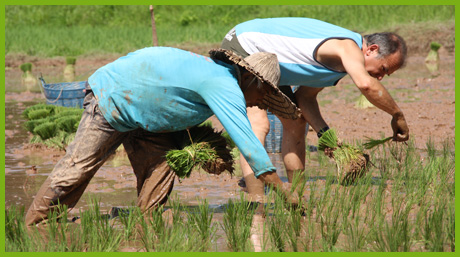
[{"x1": 364, "y1": 44, "x2": 401, "y2": 81}]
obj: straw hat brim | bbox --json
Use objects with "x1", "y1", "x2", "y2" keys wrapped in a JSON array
[{"x1": 209, "y1": 48, "x2": 302, "y2": 120}]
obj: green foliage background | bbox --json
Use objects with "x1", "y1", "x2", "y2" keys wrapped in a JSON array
[{"x1": 5, "y1": 5, "x2": 455, "y2": 56}]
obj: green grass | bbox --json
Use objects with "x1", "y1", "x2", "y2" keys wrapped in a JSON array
[{"x1": 5, "y1": 5, "x2": 455, "y2": 57}]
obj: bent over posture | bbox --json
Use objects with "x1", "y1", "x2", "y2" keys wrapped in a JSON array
[
  {"x1": 221, "y1": 17, "x2": 410, "y2": 195},
  {"x1": 25, "y1": 46, "x2": 301, "y2": 226}
]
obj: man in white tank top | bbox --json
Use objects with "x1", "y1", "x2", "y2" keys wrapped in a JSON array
[{"x1": 221, "y1": 17, "x2": 410, "y2": 198}]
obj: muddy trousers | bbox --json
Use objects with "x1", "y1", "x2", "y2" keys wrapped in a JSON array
[{"x1": 25, "y1": 91, "x2": 178, "y2": 226}]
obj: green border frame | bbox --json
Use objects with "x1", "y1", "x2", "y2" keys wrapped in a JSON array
[{"x1": 1, "y1": 1, "x2": 457, "y2": 256}]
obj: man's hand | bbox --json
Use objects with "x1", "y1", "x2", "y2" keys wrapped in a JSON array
[
  {"x1": 258, "y1": 171, "x2": 300, "y2": 208},
  {"x1": 391, "y1": 112, "x2": 409, "y2": 141}
]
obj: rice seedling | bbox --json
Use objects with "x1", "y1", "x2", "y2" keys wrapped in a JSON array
[
  {"x1": 22, "y1": 103, "x2": 54, "y2": 118},
  {"x1": 301, "y1": 209, "x2": 317, "y2": 252},
  {"x1": 344, "y1": 211, "x2": 368, "y2": 252},
  {"x1": 5, "y1": 129, "x2": 456, "y2": 252},
  {"x1": 446, "y1": 201, "x2": 455, "y2": 252},
  {"x1": 20, "y1": 62, "x2": 38, "y2": 91},
  {"x1": 186, "y1": 198, "x2": 217, "y2": 251},
  {"x1": 6, "y1": 203, "x2": 88, "y2": 251},
  {"x1": 152, "y1": 223, "x2": 202, "y2": 252},
  {"x1": 318, "y1": 129, "x2": 369, "y2": 185},
  {"x1": 425, "y1": 42, "x2": 442, "y2": 74},
  {"x1": 115, "y1": 206, "x2": 141, "y2": 241},
  {"x1": 55, "y1": 115, "x2": 81, "y2": 133},
  {"x1": 24, "y1": 118, "x2": 48, "y2": 133},
  {"x1": 425, "y1": 137, "x2": 437, "y2": 158},
  {"x1": 166, "y1": 125, "x2": 234, "y2": 178},
  {"x1": 369, "y1": 188, "x2": 414, "y2": 252},
  {"x1": 285, "y1": 201, "x2": 304, "y2": 252},
  {"x1": 264, "y1": 188, "x2": 288, "y2": 252},
  {"x1": 64, "y1": 56, "x2": 76, "y2": 82},
  {"x1": 33, "y1": 121, "x2": 57, "y2": 140},
  {"x1": 27, "y1": 108, "x2": 54, "y2": 120},
  {"x1": 221, "y1": 193, "x2": 255, "y2": 252},
  {"x1": 423, "y1": 199, "x2": 447, "y2": 251},
  {"x1": 22, "y1": 103, "x2": 83, "y2": 149},
  {"x1": 79, "y1": 197, "x2": 122, "y2": 252},
  {"x1": 167, "y1": 194, "x2": 185, "y2": 224},
  {"x1": 5, "y1": 205, "x2": 34, "y2": 251},
  {"x1": 138, "y1": 206, "x2": 165, "y2": 252},
  {"x1": 363, "y1": 136, "x2": 392, "y2": 150},
  {"x1": 139, "y1": 195, "x2": 213, "y2": 252},
  {"x1": 318, "y1": 186, "x2": 343, "y2": 252},
  {"x1": 278, "y1": 171, "x2": 308, "y2": 251},
  {"x1": 354, "y1": 94, "x2": 374, "y2": 109}
]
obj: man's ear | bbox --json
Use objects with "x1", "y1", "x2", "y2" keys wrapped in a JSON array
[{"x1": 367, "y1": 44, "x2": 380, "y2": 55}]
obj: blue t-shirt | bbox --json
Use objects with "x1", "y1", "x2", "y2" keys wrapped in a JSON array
[
  {"x1": 234, "y1": 17, "x2": 363, "y2": 87},
  {"x1": 88, "y1": 47, "x2": 274, "y2": 177}
]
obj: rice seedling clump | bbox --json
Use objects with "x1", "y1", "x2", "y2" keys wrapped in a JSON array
[
  {"x1": 166, "y1": 124, "x2": 234, "y2": 178},
  {"x1": 318, "y1": 129, "x2": 369, "y2": 184},
  {"x1": 22, "y1": 103, "x2": 83, "y2": 150}
]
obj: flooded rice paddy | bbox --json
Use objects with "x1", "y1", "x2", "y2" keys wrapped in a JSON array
[{"x1": 4, "y1": 54, "x2": 455, "y2": 251}]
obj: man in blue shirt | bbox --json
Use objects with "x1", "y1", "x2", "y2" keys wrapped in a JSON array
[
  {"x1": 222, "y1": 17, "x2": 410, "y2": 195},
  {"x1": 25, "y1": 46, "x2": 302, "y2": 226}
]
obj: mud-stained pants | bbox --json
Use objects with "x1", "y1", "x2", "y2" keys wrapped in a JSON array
[{"x1": 25, "y1": 89, "x2": 178, "y2": 226}]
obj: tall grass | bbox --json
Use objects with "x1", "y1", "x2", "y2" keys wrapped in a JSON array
[{"x1": 6, "y1": 5, "x2": 455, "y2": 57}]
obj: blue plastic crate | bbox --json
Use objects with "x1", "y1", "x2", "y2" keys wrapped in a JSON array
[
  {"x1": 40, "y1": 78, "x2": 86, "y2": 108},
  {"x1": 265, "y1": 112, "x2": 284, "y2": 153},
  {"x1": 264, "y1": 111, "x2": 309, "y2": 153}
]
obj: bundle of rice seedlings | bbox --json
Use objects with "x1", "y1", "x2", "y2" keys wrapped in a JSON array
[
  {"x1": 33, "y1": 122, "x2": 57, "y2": 140},
  {"x1": 425, "y1": 42, "x2": 442, "y2": 74},
  {"x1": 354, "y1": 94, "x2": 374, "y2": 109},
  {"x1": 56, "y1": 116, "x2": 81, "y2": 133},
  {"x1": 46, "y1": 130, "x2": 75, "y2": 150},
  {"x1": 20, "y1": 63, "x2": 38, "y2": 91},
  {"x1": 22, "y1": 103, "x2": 83, "y2": 149},
  {"x1": 425, "y1": 42, "x2": 441, "y2": 63},
  {"x1": 22, "y1": 104, "x2": 56, "y2": 119},
  {"x1": 53, "y1": 108, "x2": 84, "y2": 118},
  {"x1": 166, "y1": 125, "x2": 234, "y2": 179},
  {"x1": 318, "y1": 129, "x2": 369, "y2": 184},
  {"x1": 26, "y1": 108, "x2": 54, "y2": 120},
  {"x1": 64, "y1": 56, "x2": 77, "y2": 82},
  {"x1": 24, "y1": 118, "x2": 47, "y2": 133}
]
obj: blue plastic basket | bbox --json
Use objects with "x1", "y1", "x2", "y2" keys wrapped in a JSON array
[
  {"x1": 40, "y1": 77, "x2": 86, "y2": 108},
  {"x1": 265, "y1": 112, "x2": 283, "y2": 153},
  {"x1": 264, "y1": 111, "x2": 309, "y2": 153}
]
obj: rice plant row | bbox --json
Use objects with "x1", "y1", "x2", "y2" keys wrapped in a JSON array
[{"x1": 5, "y1": 137, "x2": 455, "y2": 251}]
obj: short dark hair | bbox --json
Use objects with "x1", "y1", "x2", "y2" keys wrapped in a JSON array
[{"x1": 363, "y1": 32, "x2": 407, "y2": 68}]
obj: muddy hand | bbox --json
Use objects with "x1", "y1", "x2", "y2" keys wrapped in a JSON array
[
  {"x1": 258, "y1": 171, "x2": 301, "y2": 209},
  {"x1": 391, "y1": 112, "x2": 409, "y2": 142}
]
